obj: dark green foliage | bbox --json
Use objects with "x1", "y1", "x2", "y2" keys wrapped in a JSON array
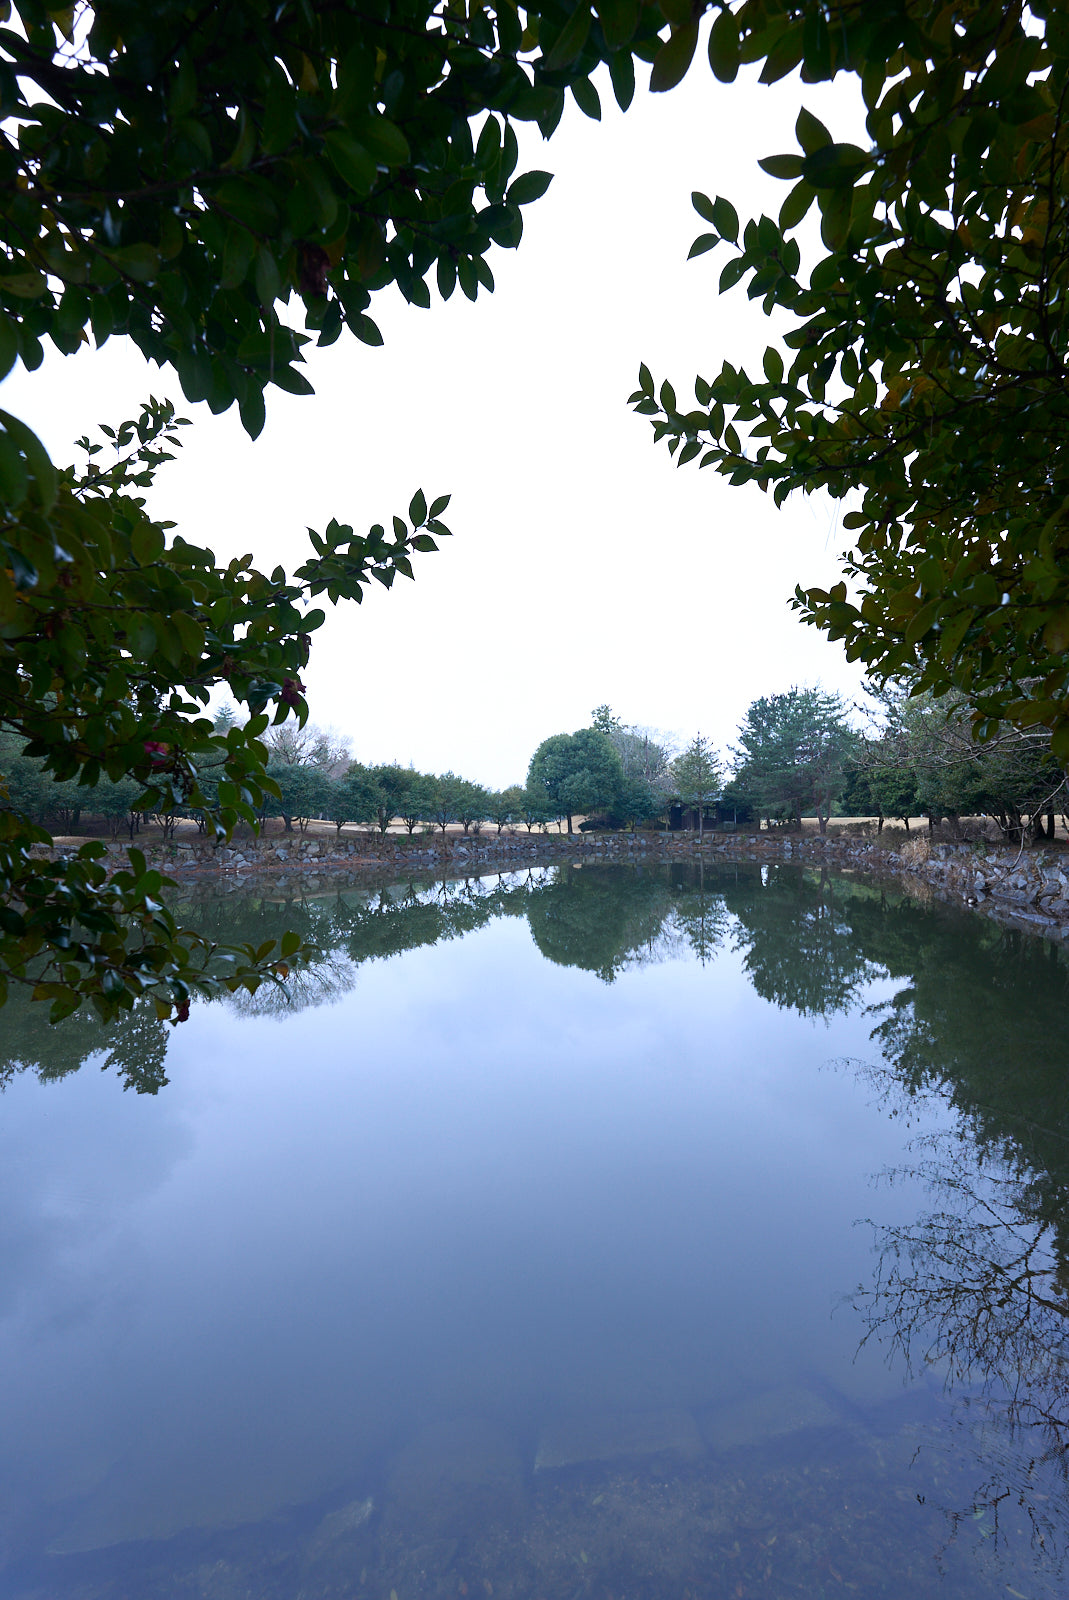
[
  {"x1": 0, "y1": 404, "x2": 449, "y2": 1019},
  {"x1": 0, "y1": 1, "x2": 665, "y2": 423},
  {"x1": 858, "y1": 684, "x2": 1066, "y2": 841},
  {"x1": 731, "y1": 686, "x2": 854, "y2": 833},
  {"x1": 4, "y1": 0, "x2": 681, "y2": 1017},
  {"x1": 527, "y1": 726, "x2": 625, "y2": 833},
  {"x1": 486, "y1": 783, "x2": 527, "y2": 832},
  {"x1": 609, "y1": 775, "x2": 665, "y2": 830},
  {"x1": 670, "y1": 734, "x2": 721, "y2": 839},
  {"x1": 632, "y1": 2, "x2": 1069, "y2": 758},
  {"x1": 340, "y1": 763, "x2": 386, "y2": 833}
]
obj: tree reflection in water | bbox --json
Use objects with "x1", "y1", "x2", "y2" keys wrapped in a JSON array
[
  {"x1": 847, "y1": 1068, "x2": 1069, "y2": 1568},
  {"x1": 4, "y1": 857, "x2": 1069, "y2": 1567}
]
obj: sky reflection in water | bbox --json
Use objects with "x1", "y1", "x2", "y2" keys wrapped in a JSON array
[{"x1": 1, "y1": 861, "x2": 1067, "y2": 1598}]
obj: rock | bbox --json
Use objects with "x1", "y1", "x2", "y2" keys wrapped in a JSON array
[
  {"x1": 534, "y1": 1409, "x2": 704, "y2": 1472},
  {"x1": 383, "y1": 1417, "x2": 524, "y2": 1539},
  {"x1": 305, "y1": 1495, "x2": 374, "y2": 1561},
  {"x1": 700, "y1": 1384, "x2": 846, "y2": 1455}
]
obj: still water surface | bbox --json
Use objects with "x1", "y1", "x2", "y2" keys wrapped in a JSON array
[{"x1": 1, "y1": 861, "x2": 1068, "y2": 1597}]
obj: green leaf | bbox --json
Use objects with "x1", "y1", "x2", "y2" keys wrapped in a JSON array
[
  {"x1": 409, "y1": 488, "x2": 427, "y2": 525},
  {"x1": 596, "y1": 0, "x2": 640, "y2": 50},
  {"x1": 0, "y1": 410, "x2": 57, "y2": 510},
  {"x1": 353, "y1": 314, "x2": 383, "y2": 346},
  {"x1": 763, "y1": 347, "x2": 784, "y2": 384},
  {"x1": 779, "y1": 179, "x2": 816, "y2": 229},
  {"x1": 758, "y1": 154, "x2": 805, "y2": 180},
  {"x1": 0, "y1": 270, "x2": 47, "y2": 299},
  {"x1": 692, "y1": 191, "x2": 716, "y2": 224},
  {"x1": 0, "y1": 313, "x2": 19, "y2": 381},
  {"x1": 351, "y1": 114, "x2": 410, "y2": 168},
  {"x1": 131, "y1": 520, "x2": 166, "y2": 564},
  {"x1": 608, "y1": 49, "x2": 636, "y2": 111},
  {"x1": 0, "y1": 431, "x2": 28, "y2": 506},
  {"x1": 507, "y1": 171, "x2": 554, "y2": 206},
  {"x1": 688, "y1": 233, "x2": 719, "y2": 258},
  {"x1": 213, "y1": 178, "x2": 279, "y2": 232},
  {"x1": 49, "y1": 991, "x2": 82, "y2": 1023},
  {"x1": 650, "y1": 22, "x2": 699, "y2": 94},
  {"x1": 711, "y1": 196, "x2": 739, "y2": 244},
  {"x1": 544, "y1": 5, "x2": 592, "y2": 70},
  {"x1": 719, "y1": 256, "x2": 748, "y2": 291},
  {"x1": 796, "y1": 106, "x2": 833, "y2": 153},
  {"x1": 804, "y1": 143, "x2": 868, "y2": 190},
  {"x1": 270, "y1": 364, "x2": 315, "y2": 396},
  {"x1": 571, "y1": 76, "x2": 602, "y2": 121},
  {"x1": 221, "y1": 224, "x2": 256, "y2": 290},
  {"x1": 323, "y1": 131, "x2": 377, "y2": 196},
  {"x1": 708, "y1": 7, "x2": 740, "y2": 83}
]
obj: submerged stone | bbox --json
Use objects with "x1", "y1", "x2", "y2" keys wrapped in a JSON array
[
  {"x1": 700, "y1": 1384, "x2": 845, "y2": 1454},
  {"x1": 305, "y1": 1494, "x2": 374, "y2": 1560},
  {"x1": 383, "y1": 1417, "x2": 524, "y2": 1539},
  {"x1": 534, "y1": 1408, "x2": 704, "y2": 1471}
]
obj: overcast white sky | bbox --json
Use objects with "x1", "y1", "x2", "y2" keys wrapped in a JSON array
[{"x1": 4, "y1": 52, "x2": 870, "y2": 788}]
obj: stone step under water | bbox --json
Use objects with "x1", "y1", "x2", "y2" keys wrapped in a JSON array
[{"x1": 534, "y1": 1408, "x2": 704, "y2": 1472}]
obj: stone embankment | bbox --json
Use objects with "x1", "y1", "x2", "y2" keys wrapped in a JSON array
[{"x1": 35, "y1": 828, "x2": 1069, "y2": 935}]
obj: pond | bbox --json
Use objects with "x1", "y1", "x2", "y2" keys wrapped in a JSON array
[{"x1": 1, "y1": 860, "x2": 1068, "y2": 1599}]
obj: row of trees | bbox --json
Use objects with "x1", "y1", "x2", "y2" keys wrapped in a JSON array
[
  {"x1": 11, "y1": 686, "x2": 1063, "y2": 847},
  {"x1": 529, "y1": 687, "x2": 1069, "y2": 846},
  {"x1": 725, "y1": 686, "x2": 1067, "y2": 844}
]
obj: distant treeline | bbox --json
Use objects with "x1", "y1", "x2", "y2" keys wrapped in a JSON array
[{"x1": 3, "y1": 681, "x2": 1066, "y2": 847}]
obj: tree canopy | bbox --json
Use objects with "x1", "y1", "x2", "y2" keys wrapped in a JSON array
[
  {"x1": 0, "y1": 0, "x2": 671, "y2": 1021},
  {"x1": 731, "y1": 685, "x2": 854, "y2": 832},
  {"x1": 9, "y1": 0, "x2": 1069, "y2": 1023},
  {"x1": 631, "y1": 1, "x2": 1069, "y2": 759},
  {"x1": 527, "y1": 726, "x2": 625, "y2": 832},
  {"x1": 670, "y1": 733, "x2": 721, "y2": 840}
]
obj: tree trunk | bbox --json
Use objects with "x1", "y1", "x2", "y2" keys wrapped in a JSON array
[{"x1": 566, "y1": 813, "x2": 573, "y2": 834}]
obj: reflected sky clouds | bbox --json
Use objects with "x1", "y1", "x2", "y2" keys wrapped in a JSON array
[
  {"x1": 0, "y1": 888, "x2": 935, "y2": 1556},
  {"x1": 1, "y1": 863, "x2": 1062, "y2": 1582}
]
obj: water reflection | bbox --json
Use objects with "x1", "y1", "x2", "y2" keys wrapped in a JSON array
[
  {"x1": 3, "y1": 860, "x2": 1069, "y2": 1595},
  {"x1": 847, "y1": 1053, "x2": 1069, "y2": 1567}
]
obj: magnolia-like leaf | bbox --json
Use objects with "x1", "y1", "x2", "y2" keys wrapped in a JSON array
[
  {"x1": 708, "y1": 7, "x2": 740, "y2": 83},
  {"x1": 507, "y1": 170, "x2": 554, "y2": 205},
  {"x1": 544, "y1": 4, "x2": 592, "y2": 70},
  {"x1": 650, "y1": 22, "x2": 699, "y2": 94}
]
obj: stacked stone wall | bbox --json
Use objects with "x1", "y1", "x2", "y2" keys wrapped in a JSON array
[{"x1": 30, "y1": 828, "x2": 1069, "y2": 935}]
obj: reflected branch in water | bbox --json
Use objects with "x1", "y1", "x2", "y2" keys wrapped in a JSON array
[{"x1": 854, "y1": 1124, "x2": 1069, "y2": 1567}]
